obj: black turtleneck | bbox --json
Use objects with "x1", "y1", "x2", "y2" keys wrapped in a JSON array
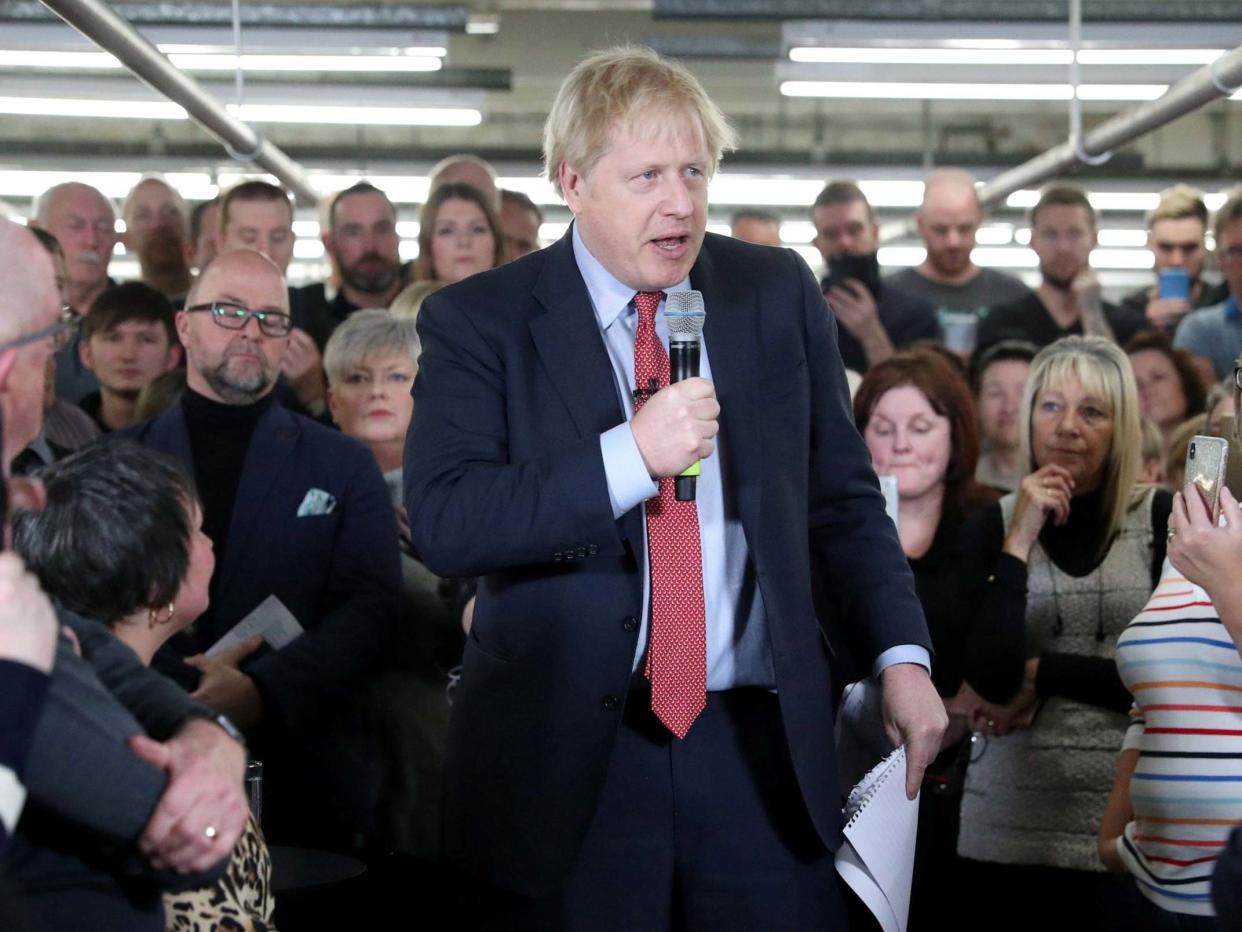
[
  {"x1": 960, "y1": 485, "x2": 1172, "y2": 709},
  {"x1": 181, "y1": 387, "x2": 275, "y2": 644}
]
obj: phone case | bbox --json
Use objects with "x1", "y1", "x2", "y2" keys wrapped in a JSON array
[{"x1": 1186, "y1": 435, "x2": 1228, "y2": 516}]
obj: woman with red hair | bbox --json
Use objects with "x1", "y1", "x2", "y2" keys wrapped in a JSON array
[{"x1": 853, "y1": 346, "x2": 997, "y2": 928}]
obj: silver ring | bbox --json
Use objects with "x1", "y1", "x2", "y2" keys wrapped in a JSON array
[
  {"x1": 987, "y1": 719, "x2": 996, "y2": 729},
  {"x1": 204, "y1": 825, "x2": 218, "y2": 840}
]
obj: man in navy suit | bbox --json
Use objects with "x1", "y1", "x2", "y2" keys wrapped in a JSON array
[
  {"x1": 405, "y1": 47, "x2": 946, "y2": 929},
  {"x1": 128, "y1": 249, "x2": 400, "y2": 851}
]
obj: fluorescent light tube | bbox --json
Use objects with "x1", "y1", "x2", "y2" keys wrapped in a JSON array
[
  {"x1": 789, "y1": 47, "x2": 1073, "y2": 66},
  {"x1": 780, "y1": 81, "x2": 1168, "y2": 101}
]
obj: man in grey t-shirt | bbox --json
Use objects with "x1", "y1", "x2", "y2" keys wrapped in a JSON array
[{"x1": 886, "y1": 169, "x2": 1030, "y2": 353}]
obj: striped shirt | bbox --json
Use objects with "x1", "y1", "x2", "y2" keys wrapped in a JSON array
[{"x1": 1115, "y1": 558, "x2": 1242, "y2": 917}]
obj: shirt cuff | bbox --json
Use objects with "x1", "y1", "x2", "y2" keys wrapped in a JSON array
[
  {"x1": 600, "y1": 423, "x2": 658, "y2": 520},
  {"x1": 872, "y1": 645, "x2": 932, "y2": 677}
]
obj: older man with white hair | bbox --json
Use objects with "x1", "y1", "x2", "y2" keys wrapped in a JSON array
[{"x1": 30, "y1": 182, "x2": 117, "y2": 403}]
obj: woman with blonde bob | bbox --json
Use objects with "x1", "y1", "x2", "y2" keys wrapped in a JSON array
[{"x1": 955, "y1": 336, "x2": 1174, "y2": 930}]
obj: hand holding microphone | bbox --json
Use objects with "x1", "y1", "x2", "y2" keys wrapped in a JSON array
[
  {"x1": 631, "y1": 377, "x2": 719, "y2": 481},
  {"x1": 630, "y1": 290, "x2": 712, "y2": 499}
]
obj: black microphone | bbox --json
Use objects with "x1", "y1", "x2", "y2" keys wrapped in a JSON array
[{"x1": 666, "y1": 290, "x2": 706, "y2": 502}]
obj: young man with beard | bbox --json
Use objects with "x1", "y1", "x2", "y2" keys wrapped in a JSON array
[
  {"x1": 122, "y1": 177, "x2": 193, "y2": 303},
  {"x1": 812, "y1": 180, "x2": 940, "y2": 372},
  {"x1": 293, "y1": 182, "x2": 404, "y2": 351},
  {"x1": 77, "y1": 282, "x2": 182, "y2": 432},
  {"x1": 974, "y1": 184, "x2": 1146, "y2": 359}
]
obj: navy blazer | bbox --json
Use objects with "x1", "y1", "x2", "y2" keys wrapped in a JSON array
[
  {"x1": 127, "y1": 399, "x2": 402, "y2": 848},
  {"x1": 405, "y1": 230, "x2": 931, "y2": 895}
]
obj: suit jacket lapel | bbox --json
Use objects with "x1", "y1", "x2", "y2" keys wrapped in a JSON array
[
  {"x1": 529, "y1": 232, "x2": 627, "y2": 438},
  {"x1": 691, "y1": 240, "x2": 765, "y2": 547},
  {"x1": 530, "y1": 232, "x2": 643, "y2": 553},
  {"x1": 145, "y1": 404, "x2": 194, "y2": 465}
]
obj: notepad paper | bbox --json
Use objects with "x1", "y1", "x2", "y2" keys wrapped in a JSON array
[
  {"x1": 206, "y1": 594, "x2": 304, "y2": 658},
  {"x1": 834, "y1": 746, "x2": 919, "y2": 932}
]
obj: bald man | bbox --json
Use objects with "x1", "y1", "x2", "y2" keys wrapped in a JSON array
[
  {"x1": 122, "y1": 177, "x2": 192, "y2": 301},
  {"x1": 888, "y1": 169, "x2": 1030, "y2": 342},
  {"x1": 125, "y1": 249, "x2": 400, "y2": 852},
  {"x1": 428, "y1": 153, "x2": 499, "y2": 209},
  {"x1": 0, "y1": 216, "x2": 247, "y2": 931}
]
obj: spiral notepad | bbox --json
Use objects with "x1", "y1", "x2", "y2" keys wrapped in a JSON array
[{"x1": 834, "y1": 746, "x2": 918, "y2": 932}]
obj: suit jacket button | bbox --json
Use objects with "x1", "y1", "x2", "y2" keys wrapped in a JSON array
[
  {"x1": 553, "y1": 551, "x2": 563, "y2": 562},
  {"x1": 622, "y1": 615, "x2": 638, "y2": 632},
  {"x1": 576, "y1": 546, "x2": 588, "y2": 559},
  {"x1": 602, "y1": 694, "x2": 619, "y2": 712},
  {"x1": 587, "y1": 544, "x2": 599, "y2": 556}
]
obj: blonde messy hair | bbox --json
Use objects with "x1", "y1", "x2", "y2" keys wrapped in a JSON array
[
  {"x1": 1146, "y1": 183, "x2": 1209, "y2": 230},
  {"x1": 542, "y1": 46, "x2": 737, "y2": 198},
  {"x1": 1019, "y1": 336, "x2": 1142, "y2": 544}
]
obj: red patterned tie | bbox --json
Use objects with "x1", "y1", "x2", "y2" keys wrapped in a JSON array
[{"x1": 632, "y1": 290, "x2": 706, "y2": 739}]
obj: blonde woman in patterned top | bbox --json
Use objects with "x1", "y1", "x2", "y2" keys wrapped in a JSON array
[{"x1": 956, "y1": 336, "x2": 1173, "y2": 931}]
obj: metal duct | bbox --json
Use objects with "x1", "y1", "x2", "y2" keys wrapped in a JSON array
[
  {"x1": 654, "y1": 0, "x2": 1242, "y2": 21},
  {"x1": 5, "y1": 1, "x2": 470, "y2": 29},
  {"x1": 977, "y1": 44, "x2": 1242, "y2": 209},
  {"x1": 37, "y1": 0, "x2": 318, "y2": 204}
]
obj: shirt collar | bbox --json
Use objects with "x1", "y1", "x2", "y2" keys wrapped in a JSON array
[{"x1": 571, "y1": 222, "x2": 692, "y2": 332}]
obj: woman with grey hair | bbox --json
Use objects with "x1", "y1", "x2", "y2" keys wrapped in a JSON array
[
  {"x1": 323, "y1": 309, "x2": 460, "y2": 861},
  {"x1": 324, "y1": 308, "x2": 420, "y2": 481}
]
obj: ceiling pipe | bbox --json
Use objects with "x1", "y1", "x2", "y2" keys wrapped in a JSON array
[
  {"x1": 978, "y1": 45, "x2": 1242, "y2": 209},
  {"x1": 879, "y1": 43, "x2": 1242, "y2": 241},
  {"x1": 39, "y1": 0, "x2": 319, "y2": 204}
]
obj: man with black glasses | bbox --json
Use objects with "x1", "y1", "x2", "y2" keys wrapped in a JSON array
[{"x1": 126, "y1": 249, "x2": 401, "y2": 854}]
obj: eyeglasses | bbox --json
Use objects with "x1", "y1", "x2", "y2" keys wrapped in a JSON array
[
  {"x1": 1234, "y1": 366, "x2": 1242, "y2": 392},
  {"x1": 184, "y1": 302, "x2": 293, "y2": 338},
  {"x1": 0, "y1": 304, "x2": 80, "y2": 354}
]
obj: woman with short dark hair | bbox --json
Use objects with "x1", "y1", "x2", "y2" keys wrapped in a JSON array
[{"x1": 13, "y1": 440, "x2": 274, "y2": 932}]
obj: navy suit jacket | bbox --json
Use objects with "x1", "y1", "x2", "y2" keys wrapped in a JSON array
[
  {"x1": 405, "y1": 230, "x2": 931, "y2": 895},
  {"x1": 127, "y1": 399, "x2": 401, "y2": 848}
]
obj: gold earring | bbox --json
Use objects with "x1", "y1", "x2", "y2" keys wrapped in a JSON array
[{"x1": 148, "y1": 602, "x2": 176, "y2": 629}]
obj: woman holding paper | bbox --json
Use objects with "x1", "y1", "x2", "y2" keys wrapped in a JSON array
[
  {"x1": 957, "y1": 336, "x2": 1171, "y2": 929},
  {"x1": 854, "y1": 346, "x2": 997, "y2": 928},
  {"x1": 12, "y1": 440, "x2": 275, "y2": 931}
]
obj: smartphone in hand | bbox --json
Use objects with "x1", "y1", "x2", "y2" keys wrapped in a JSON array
[{"x1": 1186, "y1": 434, "x2": 1228, "y2": 522}]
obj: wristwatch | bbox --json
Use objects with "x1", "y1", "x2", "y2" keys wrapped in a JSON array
[
  {"x1": 212, "y1": 713, "x2": 247, "y2": 747},
  {"x1": 185, "y1": 710, "x2": 247, "y2": 748}
]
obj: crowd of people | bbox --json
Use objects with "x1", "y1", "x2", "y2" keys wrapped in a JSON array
[{"x1": 3, "y1": 42, "x2": 1242, "y2": 932}]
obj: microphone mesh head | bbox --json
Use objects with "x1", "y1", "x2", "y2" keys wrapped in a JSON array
[{"x1": 666, "y1": 290, "x2": 705, "y2": 340}]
